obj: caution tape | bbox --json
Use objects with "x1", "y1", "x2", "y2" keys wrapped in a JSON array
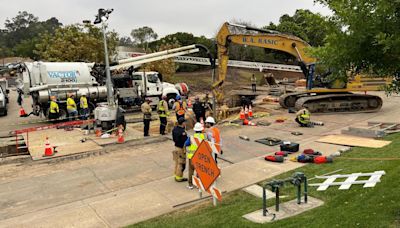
[{"x1": 12, "y1": 119, "x2": 95, "y2": 135}]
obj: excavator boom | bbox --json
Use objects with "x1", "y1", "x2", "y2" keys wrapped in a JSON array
[{"x1": 215, "y1": 22, "x2": 316, "y2": 102}]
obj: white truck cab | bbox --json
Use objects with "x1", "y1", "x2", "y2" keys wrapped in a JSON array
[{"x1": 131, "y1": 71, "x2": 187, "y2": 108}]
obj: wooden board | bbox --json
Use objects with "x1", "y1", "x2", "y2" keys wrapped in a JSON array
[
  {"x1": 23, "y1": 128, "x2": 103, "y2": 160},
  {"x1": 316, "y1": 135, "x2": 391, "y2": 148}
]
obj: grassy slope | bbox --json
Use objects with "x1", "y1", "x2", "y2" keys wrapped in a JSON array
[{"x1": 130, "y1": 133, "x2": 400, "y2": 228}]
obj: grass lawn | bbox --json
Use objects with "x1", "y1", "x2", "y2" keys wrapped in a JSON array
[{"x1": 129, "y1": 133, "x2": 400, "y2": 228}]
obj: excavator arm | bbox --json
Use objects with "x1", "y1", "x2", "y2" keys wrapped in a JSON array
[{"x1": 214, "y1": 22, "x2": 317, "y2": 102}]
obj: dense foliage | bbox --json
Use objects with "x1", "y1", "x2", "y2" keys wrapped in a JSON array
[{"x1": 34, "y1": 24, "x2": 118, "y2": 63}]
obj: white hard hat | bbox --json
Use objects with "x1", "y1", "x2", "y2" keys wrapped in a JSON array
[
  {"x1": 205, "y1": 116, "x2": 215, "y2": 124},
  {"x1": 193, "y1": 122, "x2": 204, "y2": 131}
]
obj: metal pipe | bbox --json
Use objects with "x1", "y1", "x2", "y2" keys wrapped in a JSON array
[
  {"x1": 297, "y1": 184, "x2": 301, "y2": 204},
  {"x1": 117, "y1": 45, "x2": 197, "y2": 65},
  {"x1": 111, "y1": 48, "x2": 199, "y2": 70},
  {"x1": 262, "y1": 187, "x2": 267, "y2": 216},
  {"x1": 275, "y1": 187, "x2": 280, "y2": 212}
]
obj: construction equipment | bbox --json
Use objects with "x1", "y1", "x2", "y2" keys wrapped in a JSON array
[
  {"x1": 215, "y1": 22, "x2": 391, "y2": 113},
  {"x1": 17, "y1": 45, "x2": 199, "y2": 119}
]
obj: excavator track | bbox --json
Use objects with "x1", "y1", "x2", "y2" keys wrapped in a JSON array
[
  {"x1": 294, "y1": 93, "x2": 383, "y2": 113},
  {"x1": 279, "y1": 92, "x2": 309, "y2": 109}
]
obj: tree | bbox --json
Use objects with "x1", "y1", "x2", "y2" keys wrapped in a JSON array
[
  {"x1": 1, "y1": 11, "x2": 62, "y2": 58},
  {"x1": 130, "y1": 26, "x2": 158, "y2": 51},
  {"x1": 264, "y1": 9, "x2": 335, "y2": 47},
  {"x1": 312, "y1": 0, "x2": 400, "y2": 85},
  {"x1": 34, "y1": 24, "x2": 118, "y2": 62},
  {"x1": 119, "y1": 36, "x2": 133, "y2": 46}
]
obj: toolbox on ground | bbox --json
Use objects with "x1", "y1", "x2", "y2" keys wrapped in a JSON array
[{"x1": 280, "y1": 142, "x2": 299, "y2": 152}]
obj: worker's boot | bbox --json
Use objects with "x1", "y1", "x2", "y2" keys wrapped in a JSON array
[{"x1": 175, "y1": 177, "x2": 188, "y2": 182}]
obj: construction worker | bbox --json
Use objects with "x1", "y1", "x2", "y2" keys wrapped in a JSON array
[
  {"x1": 141, "y1": 98, "x2": 152, "y2": 137},
  {"x1": 48, "y1": 96, "x2": 60, "y2": 120},
  {"x1": 80, "y1": 93, "x2": 89, "y2": 120},
  {"x1": 251, "y1": 74, "x2": 257, "y2": 92},
  {"x1": 67, "y1": 93, "x2": 78, "y2": 120},
  {"x1": 192, "y1": 96, "x2": 206, "y2": 123},
  {"x1": 205, "y1": 116, "x2": 222, "y2": 163},
  {"x1": 241, "y1": 96, "x2": 251, "y2": 110},
  {"x1": 172, "y1": 117, "x2": 188, "y2": 182},
  {"x1": 295, "y1": 108, "x2": 312, "y2": 127},
  {"x1": 173, "y1": 95, "x2": 187, "y2": 121},
  {"x1": 185, "y1": 122, "x2": 205, "y2": 189},
  {"x1": 157, "y1": 95, "x2": 169, "y2": 135}
]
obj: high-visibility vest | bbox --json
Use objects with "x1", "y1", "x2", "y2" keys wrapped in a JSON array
[
  {"x1": 158, "y1": 100, "x2": 168, "y2": 117},
  {"x1": 49, "y1": 101, "x2": 59, "y2": 113},
  {"x1": 80, "y1": 96, "x2": 88, "y2": 109},
  {"x1": 67, "y1": 97, "x2": 77, "y2": 111},
  {"x1": 210, "y1": 127, "x2": 221, "y2": 153},
  {"x1": 175, "y1": 101, "x2": 186, "y2": 115},
  {"x1": 187, "y1": 133, "x2": 205, "y2": 159}
]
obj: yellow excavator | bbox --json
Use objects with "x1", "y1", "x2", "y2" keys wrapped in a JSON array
[{"x1": 214, "y1": 22, "x2": 391, "y2": 113}]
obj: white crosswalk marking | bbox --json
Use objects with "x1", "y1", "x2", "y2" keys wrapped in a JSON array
[{"x1": 309, "y1": 171, "x2": 385, "y2": 191}]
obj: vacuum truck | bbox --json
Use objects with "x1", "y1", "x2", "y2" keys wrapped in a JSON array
[{"x1": 17, "y1": 45, "x2": 199, "y2": 119}]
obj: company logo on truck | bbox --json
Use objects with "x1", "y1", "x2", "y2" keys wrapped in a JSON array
[{"x1": 48, "y1": 71, "x2": 79, "y2": 83}]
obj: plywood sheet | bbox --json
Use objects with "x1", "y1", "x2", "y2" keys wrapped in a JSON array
[
  {"x1": 316, "y1": 135, "x2": 391, "y2": 148},
  {"x1": 23, "y1": 128, "x2": 103, "y2": 160}
]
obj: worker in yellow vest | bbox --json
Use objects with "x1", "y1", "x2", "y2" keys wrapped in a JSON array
[
  {"x1": 80, "y1": 93, "x2": 89, "y2": 120},
  {"x1": 185, "y1": 122, "x2": 205, "y2": 189},
  {"x1": 67, "y1": 93, "x2": 78, "y2": 120},
  {"x1": 48, "y1": 96, "x2": 59, "y2": 120},
  {"x1": 157, "y1": 96, "x2": 169, "y2": 135},
  {"x1": 295, "y1": 108, "x2": 311, "y2": 127}
]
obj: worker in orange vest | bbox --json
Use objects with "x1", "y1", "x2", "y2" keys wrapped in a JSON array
[
  {"x1": 205, "y1": 116, "x2": 222, "y2": 163},
  {"x1": 173, "y1": 95, "x2": 187, "y2": 121}
]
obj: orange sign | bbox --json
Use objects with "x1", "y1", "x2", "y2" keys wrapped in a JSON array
[{"x1": 192, "y1": 140, "x2": 220, "y2": 191}]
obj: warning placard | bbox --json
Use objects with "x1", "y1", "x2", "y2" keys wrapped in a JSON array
[{"x1": 192, "y1": 140, "x2": 220, "y2": 191}]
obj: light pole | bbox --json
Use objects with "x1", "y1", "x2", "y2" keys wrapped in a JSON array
[{"x1": 94, "y1": 8, "x2": 115, "y2": 107}]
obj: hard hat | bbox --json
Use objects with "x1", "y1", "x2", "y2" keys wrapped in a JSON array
[
  {"x1": 193, "y1": 122, "x2": 204, "y2": 132},
  {"x1": 176, "y1": 95, "x2": 181, "y2": 100},
  {"x1": 82, "y1": 92, "x2": 87, "y2": 96},
  {"x1": 205, "y1": 116, "x2": 215, "y2": 124}
]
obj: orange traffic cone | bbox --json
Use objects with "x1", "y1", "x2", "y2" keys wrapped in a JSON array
[
  {"x1": 244, "y1": 107, "x2": 249, "y2": 119},
  {"x1": 95, "y1": 129, "x2": 102, "y2": 137},
  {"x1": 248, "y1": 106, "x2": 253, "y2": 118},
  {"x1": 43, "y1": 137, "x2": 53, "y2": 157},
  {"x1": 239, "y1": 108, "x2": 245, "y2": 120},
  {"x1": 117, "y1": 126, "x2": 125, "y2": 143},
  {"x1": 19, "y1": 107, "x2": 27, "y2": 117}
]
